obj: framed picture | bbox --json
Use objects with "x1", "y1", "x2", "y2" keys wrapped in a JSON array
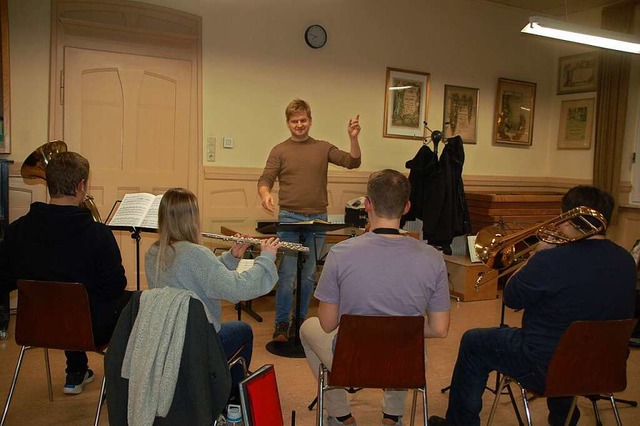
[
  {"x1": 557, "y1": 98, "x2": 595, "y2": 149},
  {"x1": 493, "y1": 78, "x2": 536, "y2": 146},
  {"x1": 443, "y1": 85, "x2": 479, "y2": 144},
  {"x1": 383, "y1": 67, "x2": 430, "y2": 139},
  {"x1": 557, "y1": 52, "x2": 599, "y2": 95}
]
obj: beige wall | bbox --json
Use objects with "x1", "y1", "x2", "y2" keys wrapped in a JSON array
[
  {"x1": 3, "y1": 0, "x2": 640, "y2": 245},
  {"x1": 5, "y1": 0, "x2": 628, "y2": 178}
]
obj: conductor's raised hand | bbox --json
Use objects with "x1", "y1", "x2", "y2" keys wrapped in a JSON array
[
  {"x1": 260, "y1": 237, "x2": 281, "y2": 256},
  {"x1": 348, "y1": 114, "x2": 361, "y2": 139},
  {"x1": 231, "y1": 233, "x2": 252, "y2": 259},
  {"x1": 261, "y1": 192, "x2": 275, "y2": 213}
]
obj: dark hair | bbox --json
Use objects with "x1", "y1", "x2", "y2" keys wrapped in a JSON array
[
  {"x1": 561, "y1": 185, "x2": 614, "y2": 232},
  {"x1": 366, "y1": 169, "x2": 410, "y2": 219},
  {"x1": 46, "y1": 152, "x2": 90, "y2": 197}
]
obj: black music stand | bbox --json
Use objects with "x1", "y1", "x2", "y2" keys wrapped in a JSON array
[
  {"x1": 266, "y1": 221, "x2": 348, "y2": 358},
  {"x1": 107, "y1": 200, "x2": 156, "y2": 292}
]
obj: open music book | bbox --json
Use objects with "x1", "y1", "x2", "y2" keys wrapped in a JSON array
[{"x1": 107, "y1": 193, "x2": 163, "y2": 229}]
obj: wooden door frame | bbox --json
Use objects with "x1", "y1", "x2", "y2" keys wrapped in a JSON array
[{"x1": 48, "y1": 0, "x2": 202, "y2": 199}]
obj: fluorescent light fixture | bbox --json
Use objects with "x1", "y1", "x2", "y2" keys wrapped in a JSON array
[
  {"x1": 388, "y1": 85, "x2": 413, "y2": 91},
  {"x1": 522, "y1": 15, "x2": 640, "y2": 54}
]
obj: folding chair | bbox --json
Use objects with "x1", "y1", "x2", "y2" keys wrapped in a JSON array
[
  {"x1": 317, "y1": 315, "x2": 427, "y2": 426},
  {"x1": 1, "y1": 280, "x2": 107, "y2": 426},
  {"x1": 239, "y1": 364, "x2": 285, "y2": 426},
  {"x1": 487, "y1": 319, "x2": 638, "y2": 426}
]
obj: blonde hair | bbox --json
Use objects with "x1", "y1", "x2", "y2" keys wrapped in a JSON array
[
  {"x1": 154, "y1": 188, "x2": 201, "y2": 282},
  {"x1": 285, "y1": 98, "x2": 312, "y2": 120}
]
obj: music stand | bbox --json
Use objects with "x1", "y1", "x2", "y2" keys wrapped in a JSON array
[{"x1": 266, "y1": 222, "x2": 348, "y2": 358}]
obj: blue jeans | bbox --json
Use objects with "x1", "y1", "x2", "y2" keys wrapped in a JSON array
[
  {"x1": 446, "y1": 327, "x2": 578, "y2": 426},
  {"x1": 275, "y1": 210, "x2": 327, "y2": 324},
  {"x1": 218, "y1": 321, "x2": 253, "y2": 391}
]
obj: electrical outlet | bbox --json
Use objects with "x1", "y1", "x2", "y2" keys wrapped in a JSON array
[{"x1": 223, "y1": 137, "x2": 234, "y2": 149}]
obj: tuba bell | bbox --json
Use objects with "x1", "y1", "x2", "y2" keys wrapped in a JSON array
[
  {"x1": 474, "y1": 206, "x2": 607, "y2": 289},
  {"x1": 21, "y1": 141, "x2": 103, "y2": 222}
]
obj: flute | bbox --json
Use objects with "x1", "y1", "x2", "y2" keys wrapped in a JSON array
[{"x1": 202, "y1": 232, "x2": 310, "y2": 253}]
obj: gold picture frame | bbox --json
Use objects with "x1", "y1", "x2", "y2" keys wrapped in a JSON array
[
  {"x1": 493, "y1": 78, "x2": 536, "y2": 146},
  {"x1": 557, "y1": 98, "x2": 595, "y2": 150},
  {"x1": 383, "y1": 67, "x2": 430, "y2": 139},
  {"x1": 557, "y1": 52, "x2": 599, "y2": 95},
  {"x1": 443, "y1": 84, "x2": 478, "y2": 144}
]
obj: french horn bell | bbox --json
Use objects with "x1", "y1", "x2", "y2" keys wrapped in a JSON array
[{"x1": 21, "y1": 140, "x2": 103, "y2": 222}]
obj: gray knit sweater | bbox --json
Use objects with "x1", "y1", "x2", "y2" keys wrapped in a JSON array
[{"x1": 145, "y1": 241, "x2": 278, "y2": 331}]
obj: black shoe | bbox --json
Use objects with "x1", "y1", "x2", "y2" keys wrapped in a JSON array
[
  {"x1": 427, "y1": 415, "x2": 449, "y2": 426},
  {"x1": 63, "y1": 369, "x2": 95, "y2": 395}
]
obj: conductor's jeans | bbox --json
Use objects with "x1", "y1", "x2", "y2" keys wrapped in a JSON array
[
  {"x1": 300, "y1": 317, "x2": 407, "y2": 418},
  {"x1": 275, "y1": 210, "x2": 327, "y2": 325},
  {"x1": 445, "y1": 327, "x2": 579, "y2": 426}
]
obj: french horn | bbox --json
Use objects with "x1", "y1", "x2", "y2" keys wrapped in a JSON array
[{"x1": 21, "y1": 141, "x2": 103, "y2": 222}]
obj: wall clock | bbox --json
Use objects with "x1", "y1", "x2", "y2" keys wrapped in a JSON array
[{"x1": 305, "y1": 25, "x2": 327, "y2": 49}]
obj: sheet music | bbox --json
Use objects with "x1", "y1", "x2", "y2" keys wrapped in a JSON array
[
  {"x1": 108, "y1": 193, "x2": 155, "y2": 227},
  {"x1": 140, "y1": 195, "x2": 162, "y2": 229},
  {"x1": 467, "y1": 235, "x2": 481, "y2": 263},
  {"x1": 236, "y1": 259, "x2": 255, "y2": 273}
]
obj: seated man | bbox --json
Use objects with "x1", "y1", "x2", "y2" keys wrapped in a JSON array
[
  {"x1": 0, "y1": 151, "x2": 127, "y2": 395},
  {"x1": 300, "y1": 169, "x2": 451, "y2": 426},
  {"x1": 429, "y1": 185, "x2": 637, "y2": 426}
]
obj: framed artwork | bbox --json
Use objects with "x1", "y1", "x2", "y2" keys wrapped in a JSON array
[
  {"x1": 557, "y1": 52, "x2": 599, "y2": 95},
  {"x1": 557, "y1": 98, "x2": 595, "y2": 149},
  {"x1": 443, "y1": 85, "x2": 479, "y2": 144},
  {"x1": 493, "y1": 78, "x2": 536, "y2": 146},
  {"x1": 383, "y1": 67, "x2": 430, "y2": 139}
]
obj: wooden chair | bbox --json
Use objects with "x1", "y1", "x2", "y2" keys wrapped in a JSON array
[
  {"x1": 487, "y1": 319, "x2": 638, "y2": 426},
  {"x1": 239, "y1": 364, "x2": 285, "y2": 426},
  {"x1": 317, "y1": 314, "x2": 427, "y2": 426},
  {"x1": 0, "y1": 280, "x2": 107, "y2": 426}
]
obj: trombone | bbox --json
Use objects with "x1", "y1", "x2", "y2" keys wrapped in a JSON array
[{"x1": 474, "y1": 206, "x2": 607, "y2": 289}]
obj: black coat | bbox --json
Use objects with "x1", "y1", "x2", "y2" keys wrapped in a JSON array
[
  {"x1": 403, "y1": 136, "x2": 471, "y2": 248},
  {"x1": 105, "y1": 292, "x2": 232, "y2": 426}
]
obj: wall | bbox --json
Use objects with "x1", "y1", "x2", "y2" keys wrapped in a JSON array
[
  {"x1": 3, "y1": 0, "x2": 605, "y2": 178},
  {"x1": 3, "y1": 0, "x2": 640, "y2": 247}
]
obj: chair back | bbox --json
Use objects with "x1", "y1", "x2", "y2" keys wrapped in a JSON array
[
  {"x1": 15, "y1": 279, "x2": 97, "y2": 351},
  {"x1": 239, "y1": 364, "x2": 284, "y2": 426},
  {"x1": 329, "y1": 314, "x2": 425, "y2": 389},
  {"x1": 544, "y1": 319, "x2": 637, "y2": 397}
]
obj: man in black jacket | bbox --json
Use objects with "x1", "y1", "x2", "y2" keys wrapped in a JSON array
[{"x1": 0, "y1": 151, "x2": 127, "y2": 395}]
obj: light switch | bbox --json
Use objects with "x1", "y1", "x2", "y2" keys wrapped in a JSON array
[
  {"x1": 223, "y1": 137, "x2": 234, "y2": 149},
  {"x1": 207, "y1": 137, "x2": 215, "y2": 161}
]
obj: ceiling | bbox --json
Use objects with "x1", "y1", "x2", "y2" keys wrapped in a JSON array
[{"x1": 479, "y1": 0, "x2": 623, "y2": 16}]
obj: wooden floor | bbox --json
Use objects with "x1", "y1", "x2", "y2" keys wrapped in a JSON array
[{"x1": 0, "y1": 294, "x2": 639, "y2": 425}]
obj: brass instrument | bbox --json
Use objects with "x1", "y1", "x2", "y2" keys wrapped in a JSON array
[
  {"x1": 474, "y1": 206, "x2": 607, "y2": 289},
  {"x1": 201, "y1": 232, "x2": 309, "y2": 253},
  {"x1": 21, "y1": 141, "x2": 103, "y2": 222}
]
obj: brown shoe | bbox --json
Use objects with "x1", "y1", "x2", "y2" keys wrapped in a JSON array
[{"x1": 272, "y1": 321, "x2": 289, "y2": 342}]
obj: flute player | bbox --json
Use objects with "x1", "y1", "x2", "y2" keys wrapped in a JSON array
[{"x1": 144, "y1": 187, "x2": 281, "y2": 398}]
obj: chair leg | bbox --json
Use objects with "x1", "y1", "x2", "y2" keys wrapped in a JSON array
[
  {"x1": 409, "y1": 389, "x2": 417, "y2": 426},
  {"x1": 487, "y1": 375, "x2": 509, "y2": 425},
  {"x1": 517, "y1": 383, "x2": 533, "y2": 426},
  {"x1": 562, "y1": 397, "x2": 578, "y2": 426},
  {"x1": 608, "y1": 394, "x2": 623, "y2": 426},
  {"x1": 422, "y1": 388, "x2": 428, "y2": 426},
  {"x1": 587, "y1": 395, "x2": 603, "y2": 426},
  {"x1": 317, "y1": 364, "x2": 326, "y2": 426},
  {"x1": 44, "y1": 348, "x2": 53, "y2": 402},
  {"x1": 1, "y1": 345, "x2": 28, "y2": 426},
  {"x1": 94, "y1": 376, "x2": 106, "y2": 426}
]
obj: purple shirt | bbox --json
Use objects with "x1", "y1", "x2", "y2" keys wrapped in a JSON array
[{"x1": 314, "y1": 233, "x2": 450, "y2": 319}]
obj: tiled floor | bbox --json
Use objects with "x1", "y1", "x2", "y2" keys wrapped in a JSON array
[{"x1": 0, "y1": 294, "x2": 638, "y2": 425}]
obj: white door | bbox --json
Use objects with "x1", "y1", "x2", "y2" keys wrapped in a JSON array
[{"x1": 63, "y1": 47, "x2": 195, "y2": 289}]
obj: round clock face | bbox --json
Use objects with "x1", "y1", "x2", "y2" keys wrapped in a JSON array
[{"x1": 305, "y1": 25, "x2": 327, "y2": 49}]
